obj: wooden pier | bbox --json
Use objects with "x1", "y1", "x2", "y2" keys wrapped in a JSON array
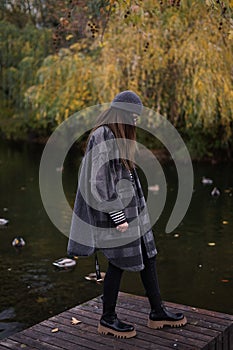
[{"x1": 0, "y1": 292, "x2": 232, "y2": 349}]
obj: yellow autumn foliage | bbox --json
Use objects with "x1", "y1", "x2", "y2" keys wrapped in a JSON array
[{"x1": 1, "y1": 0, "x2": 232, "y2": 158}]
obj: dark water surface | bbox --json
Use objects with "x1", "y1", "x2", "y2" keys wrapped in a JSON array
[{"x1": 0, "y1": 140, "x2": 232, "y2": 339}]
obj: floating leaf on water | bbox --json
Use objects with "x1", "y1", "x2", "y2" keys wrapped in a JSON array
[
  {"x1": 208, "y1": 242, "x2": 216, "y2": 247},
  {"x1": 71, "y1": 317, "x2": 82, "y2": 325},
  {"x1": 51, "y1": 328, "x2": 59, "y2": 333},
  {"x1": 173, "y1": 233, "x2": 180, "y2": 238},
  {"x1": 221, "y1": 279, "x2": 229, "y2": 283},
  {"x1": 222, "y1": 221, "x2": 228, "y2": 225},
  {"x1": 36, "y1": 297, "x2": 48, "y2": 303}
]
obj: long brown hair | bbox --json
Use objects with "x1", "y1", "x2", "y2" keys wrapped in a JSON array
[{"x1": 87, "y1": 107, "x2": 137, "y2": 170}]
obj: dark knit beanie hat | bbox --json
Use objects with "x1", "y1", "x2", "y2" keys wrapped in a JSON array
[{"x1": 111, "y1": 90, "x2": 143, "y2": 115}]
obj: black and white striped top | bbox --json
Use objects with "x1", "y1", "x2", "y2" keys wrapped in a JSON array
[{"x1": 109, "y1": 170, "x2": 134, "y2": 226}]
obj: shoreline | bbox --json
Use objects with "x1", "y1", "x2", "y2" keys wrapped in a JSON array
[
  {"x1": 143, "y1": 148, "x2": 233, "y2": 165},
  {"x1": 0, "y1": 136, "x2": 232, "y2": 165}
]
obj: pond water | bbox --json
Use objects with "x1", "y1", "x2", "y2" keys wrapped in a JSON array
[{"x1": 0, "y1": 139, "x2": 232, "y2": 339}]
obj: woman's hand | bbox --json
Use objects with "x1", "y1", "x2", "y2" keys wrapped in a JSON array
[{"x1": 116, "y1": 222, "x2": 129, "y2": 232}]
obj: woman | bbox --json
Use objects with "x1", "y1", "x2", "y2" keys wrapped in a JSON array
[{"x1": 68, "y1": 91, "x2": 187, "y2": 339}]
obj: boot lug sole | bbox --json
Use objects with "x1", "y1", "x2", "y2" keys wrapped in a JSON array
[
  {"x1": 148, "y1": 316, "x2": 187, "y2": 329},
  {"x1": 98, "y1": 323, "x2": 136, "y2": 338}
]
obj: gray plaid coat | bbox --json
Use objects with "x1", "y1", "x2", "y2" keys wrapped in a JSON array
[{"x1": 67, "y1": 125, "x2": 157, "y2": 271}]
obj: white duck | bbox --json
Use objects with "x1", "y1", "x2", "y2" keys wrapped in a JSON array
[
  {"x1": 0, "y1": 218, "x2": 9, "y2": 226},
  {"x1": 201, "y1": 176, "x2": 213, "y2": 185},
  {"x1": 53, "y1": 257, "x2": 77, "y2": 268}
]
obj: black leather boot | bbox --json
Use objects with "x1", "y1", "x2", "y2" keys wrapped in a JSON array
[
  {"x1": 98, "y1": 303, "x2": 136, "y2": 338},
  {"x1": 148, "y1": 303, "x2": 187, "y2": 329}
]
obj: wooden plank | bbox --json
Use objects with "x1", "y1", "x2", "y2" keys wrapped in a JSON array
[
  {"x1": 42, "y1": 315, "x2": 142, "y2": 350},
  {"x1": 10, "y1": 331, "x2": 62, "y2": 350},
  {"x1": 117, "y1": 293, "x2": 232, "y2": 350},
  {"x1": 0, "y1": 292, "x2": 232, "y2": 350},
  {"x1": 118, "y1": 293, "x2": 232, "y2": 326},
  {"x1": 57, "y1": 311, "x2": 181, "y2": 350},
  {"x1": 0, "y1": 345, "x2": 19, "y2": 350},
  {"x1": 78, "y1": 298, "x2": 209, "y2": 349},
  {"x1": 85, "y1": 297, "x2": 214, "y2": 343},
  {"x1": 224, "y1": 322, "x2": 233, "y2": 350},
  {"x1": 0, "y1": 337, "x2": 37, "y2": 350},
  {"x1": 41, "y1": 319, "x2": 144, "y2": 350},
  {"x1": 24, "y1": 324, "x2": 101, "y2": 350},
  {"x1": 67, "y1": 300, "x2": 203, "y2": 349},
  {"x1": 117, "y1": 293, "x2": 233, "y2": 350},
  {"x1": 162, "y1": 305, "x2": 232, "y2": 350},
  {"x1": 116, "y1": 293, "x2": 230, "y2": 330},
  {"x1": 20, "y1": 324, "x2": 89, "y2": 350},
  {"x1": 62, "y1": 308, "x2": 220, "y2": 347},
  {"x1": 229, "y1": 328, "x2": 233, "y2": 350},
  {"x1": 49, "y1": 308, "x2": 178, "y2": 350}
]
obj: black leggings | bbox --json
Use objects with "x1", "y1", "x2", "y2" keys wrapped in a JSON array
[{"x1": 103, "y1": 239, "x2": 161, "y2": 312}]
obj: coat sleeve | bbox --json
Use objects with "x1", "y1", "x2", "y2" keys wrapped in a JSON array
[
  {"x1": 87, "y1": 126, "x2": 127, "y2": 224},
  {"x1": 109, "y1": 209, "x2": 127, "y2": 226}
]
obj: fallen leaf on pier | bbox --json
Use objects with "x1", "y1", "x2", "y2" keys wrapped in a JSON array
[
  {"x1": 51, "y1": 328, "x2": 59, "y2": 333},
  {"x1": 71, "y1": 317, "x2": 82, "y2": 325}
]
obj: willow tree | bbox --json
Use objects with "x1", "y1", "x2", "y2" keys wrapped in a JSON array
[
  {"x1": 93, "y1": 0, "x2": 233, "y2": 158},
  {"x1": 25, "y1": 44, "x2": 97, "y2": 129},
  {"x1": 0, "y1": 20, "x2": 51, "y2": 138},
  {"x1": 2, "y1": 0, "x2": 233, "y2": 159}
]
